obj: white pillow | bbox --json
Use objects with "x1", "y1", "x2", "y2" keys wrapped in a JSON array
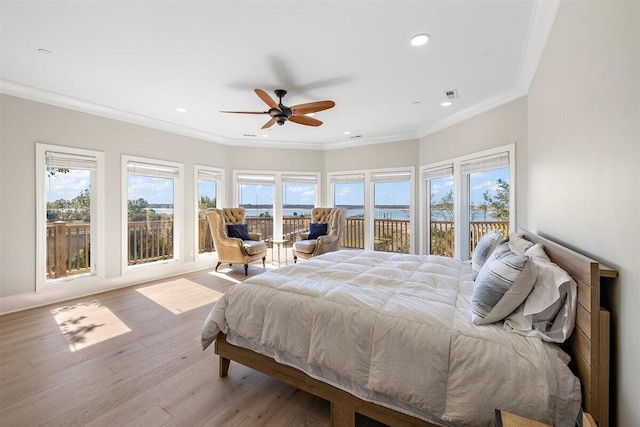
[
  {"x1": 471, "y1": 243, "x2": 537, "y2": 325},
  {"x1": 471, "y1": 229, "x2": 504, "y2": 278},
  {"x1": 506, "y1": 233, "x2": 534, "y2": 255},
  {"x1": 503, "y1": 244, "x2": 577, "y2": 343}
]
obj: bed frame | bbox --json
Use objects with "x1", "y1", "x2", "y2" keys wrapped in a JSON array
[{"x1": 214, "y1": 230, "x2": 617, "y2": 427}]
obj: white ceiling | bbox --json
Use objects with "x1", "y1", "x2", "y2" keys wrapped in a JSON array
[{"x1": 0, "y1": 1, "x2": 558, "y2": 150}]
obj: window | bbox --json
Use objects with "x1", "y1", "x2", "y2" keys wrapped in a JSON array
[
  {"x1": 332, "y1": 173, "x2": 365, "y2": 249},
  {"x1": 195, "y1": 166, "x2": 224, "y2": 258},
  {"x1": 36, "y1": 144, "x2": 104, "y2": 290},
  {"x1": 422, "y1": 165, "x2": 455, "y2": 256},
  {"x1": 371, "y1": 171, "x2": 412, "y2": 253},
  {"x1": 330, "y1": 168, "x2": 415, "y2": 252},
  {"x1": 282, "y1": 174, "x2": 318, "y2": 242},
  {"x1": 420, "y1": 144, "x2": 514, "y2": 259},
  {"x1": 123, "y1": 156, "x2": 183, "y2": 269},
  {"x1": 234, "y1": 171, "x2": 320, "y2": 244},
  {"x1": 236, "y1": 173, "x2": 275, "y2": 242}
]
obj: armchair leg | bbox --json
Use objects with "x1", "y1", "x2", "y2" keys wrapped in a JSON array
[
  {"x1": 215, "y1": 261, "x2": 222, "y2": 272},
  {"x1": 293, "y1": 255, "x2": 297, "y2": 263},
  {"x1": 244, "y1": 264, "x2": 248, "y2": 276},
  {"x1": 262, "y1": 256, "x2": 266, "y2": 267}
]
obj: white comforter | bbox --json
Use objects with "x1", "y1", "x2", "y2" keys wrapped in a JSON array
[{"x1": 201, "y1": 250, "x2": 581, "y2": 427}]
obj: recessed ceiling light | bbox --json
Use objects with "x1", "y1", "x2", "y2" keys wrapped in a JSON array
[
  {"x1": 441, "y1": 101, "x2": 454, "y2": 107},
  {"x1": 343, "y1": 131, "x2": 352, "y2": 135},
  {"x1": 261, "y1": 134, "x2": 269, "y2": 138},
  {"x1": 410, "y1": 34, "x2": 431, "y2": 47},
  {"x1": 305, "y1": 113, "x2": 316, "y2": 117},
  {"x1": 176, "y1": 108, "x2": 187, "y2": 113},
  {"x1": 37, "y1": 48, "x2": 52, "y2": 55}
]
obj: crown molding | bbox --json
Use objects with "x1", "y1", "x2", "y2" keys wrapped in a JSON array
[
  {"x1": 415, "y1": 86, "x2": 527, "y2": 138},
  {"x1": 1, "y1": 2, "x2": 558, "y2": 150},
  {"x1": 516, "y1": 0, "x2": 561, "y2": 93},
  {"x1": 0, "y1": 79, "x2": 243, "y2": 145}
]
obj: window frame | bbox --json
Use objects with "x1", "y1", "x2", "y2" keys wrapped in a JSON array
[
  {"x1": 328, "y1": 167, "x2": 415, "y2": 253},
  {"x1": 36, "y1": 143, "x2": 105, "y2": 293},
  {"x1": 419, "y1": 143, "x2": 516, "y2": 259},
  {"x1": 233, "y1": 170, "x2": 321, "y2": 240},
  {"x1": 121, "y1": 155, "x2": 184, "y2": 273},
  {"x1": 194, "y1": 165, "x2": 225, "y2": 260}
]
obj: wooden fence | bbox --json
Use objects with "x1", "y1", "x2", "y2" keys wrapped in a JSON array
[{"x1": 46, "y1": 218, "x2": 509, "y2": 279}]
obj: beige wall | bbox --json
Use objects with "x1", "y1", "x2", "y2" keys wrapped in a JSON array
[
  {"x1": 527, "y1": 1, "x2": 639, "y2": 425},
  {"x1": 324, "y1": 139, "x2": 419, "y2": 172},
  {"x1": 418, "y1": 97, "x2": 529, "y2": 227},
  {"x1": 0, "y1": 94, "x2": 229, "y2": 303}
]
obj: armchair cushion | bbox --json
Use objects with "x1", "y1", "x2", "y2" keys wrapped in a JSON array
[
  {"x1": 294, "y1": 240, "x2": 317, "y2": 254},
  {"x1": 308, "y1": 223, "x2": 328, "y2": 240},
  {"x1": 227, "y1": 224, "x2": 250, "y2": 240},
  {"x1": 243, "y1": 240, "x2": 267, "y2": 256}
]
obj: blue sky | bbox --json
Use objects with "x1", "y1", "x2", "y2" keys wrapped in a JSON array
[{"x1": 48, "y1": 169, "x2": 509, "y2": 207}]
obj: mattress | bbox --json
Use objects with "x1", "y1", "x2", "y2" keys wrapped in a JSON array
[{"x1": 201, "y1": 250, "x2": 581, "y2": 427}]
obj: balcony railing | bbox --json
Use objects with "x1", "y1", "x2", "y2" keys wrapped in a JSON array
[{"x1": 46, "y1": 218, "x2": 509, "y2": 279}]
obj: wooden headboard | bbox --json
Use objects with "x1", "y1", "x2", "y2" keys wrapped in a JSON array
[{"x1": 520, "y1": 230, "x2": 617, "y2": 426}]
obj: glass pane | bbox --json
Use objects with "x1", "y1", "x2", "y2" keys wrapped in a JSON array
[
  {"x1": 283, "y1": 182, "x2": 315, "y2": 244},
  {"x1": 334, "y1": 182, "x2": 364, "y2": 249},
  {"x1": 127, "y1": 174, "x2": 175, "y2": 265},
  {"x1": 239, "y1": 183, "x2": 274, "y2": 242},
  {"x1": 198, "y1": 179, "x2": 217, "y2": 254},
  {"x1": 45, "y1": 168, "x2": 93, "y2": 280},
  {"x1": 469, "y1": 167, "x2": 510, "y2": 255},
  {"x1": 373, "y1": 181, "x2": 410, "y2": 253},
  {"x1": 429, "y1": 176, "x2": 455, "y2": 256}
]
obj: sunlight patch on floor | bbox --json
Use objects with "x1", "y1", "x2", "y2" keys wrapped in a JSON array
[
  {"x1": 135, "y1": 279, "x2": 224, "y2": 314},
  {"x1": 51, "y1": 300, "x2": 131, "y2": 352}
]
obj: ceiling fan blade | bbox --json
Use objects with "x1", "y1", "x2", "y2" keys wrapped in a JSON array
[
  {"x1": 289, "y1": 115, "x2": 323, "y2": 127},
  {"x1": 255, "y1": 88, "x2": 281, "y2": 111},
  {"x1": 261, "y1": 118, "x2": 276, "y2": 129},
  {"x1": 291, "y1": 100, "x2": 335, "y2": 116},
  {"x1": 220, "y1": 110, "x2": 268, "y2": 114}
]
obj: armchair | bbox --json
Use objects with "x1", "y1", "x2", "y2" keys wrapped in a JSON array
[
  {"x1": 206, "y1": 208, "x2": 267, "y2": 276},
  {"x1": 293, "y1": 207, "x2": 346, "y2": 262}
]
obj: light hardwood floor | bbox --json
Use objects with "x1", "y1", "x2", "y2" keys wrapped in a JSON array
[{"x1": 0, "y1": 261, "x2": 386, "y2": 427}]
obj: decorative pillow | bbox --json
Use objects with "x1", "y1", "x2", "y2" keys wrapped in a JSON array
[
  {"x1": 471, "y1": 229, "x2": 505, "y2": 278},
  {"x1": 506, "y1": 233, "x2": 534, "y2": 255},
  {"x1": 503, "y1": 244, "x2": 577, "y2": 342},
  {"x1": 227, "y1": 223, "x2": 250, "y2": 240},
  {"x1": 308, "y1": 223, "x2": 328, "y2": 240},
  {"x1": 471, "y1": 242, "x2": 537, "y2": 325}
]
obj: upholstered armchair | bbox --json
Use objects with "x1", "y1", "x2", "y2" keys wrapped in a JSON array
[
  {"x1": 293, "y1": 207, "x2": 346, "y2": 262},
  {"x1": 206, "y1": 208, "x2": 267, "y2": 275}
]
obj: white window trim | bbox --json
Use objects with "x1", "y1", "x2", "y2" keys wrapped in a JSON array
[
  {"x1": 121, "y1": 155, "x2": 184, "y2": 274},
  {"x1": 36, "y1": 143, "x2": 105, "y2": 293},
  {"x1": 233, "y1": 170, "x2": 321, "y2": 240},
  {"x1": 194, "y1": 165, "x2": 225, "y2": 260},
  {"x1": 327, "y1": 166, "x2": 415, "y2": 253},
  {"x1": 419, "y1": 143, "x2": 516, "y2": 258}
]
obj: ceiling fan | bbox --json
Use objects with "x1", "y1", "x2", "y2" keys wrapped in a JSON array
[{"x1": 221, "y1": 89, "x2": 335, "y2": 129}]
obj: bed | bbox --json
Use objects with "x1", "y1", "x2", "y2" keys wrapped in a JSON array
[{"x1": 201, "y1": 230, "x2": 616, "y2": 426}]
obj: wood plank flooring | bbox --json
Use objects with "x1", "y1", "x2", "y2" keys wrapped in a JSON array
[{"x1": 0, "y1": 261, "x2": 387, "y2": 427}]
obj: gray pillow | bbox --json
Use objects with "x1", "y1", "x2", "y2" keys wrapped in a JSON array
[
  {"x1": 471, "y1": 229, "x2": 504, "y2": 278},
  {"x1": 471, "y1": 243, "x2": 537, "y2": 325}
]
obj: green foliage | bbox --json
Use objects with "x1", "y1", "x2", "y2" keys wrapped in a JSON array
[
  {"x1": 128, "y1": 198, "x2": 167, "y2": 222},
  {"x1": 482, "y1": 178, "x2": 510, "y2": 221},
  {"x1": 198, "y1": 196, "x2": 216, "y2": 218},
  {"x1": 46, "y1": 188, "x2": 91, "y2": 222},
  {"x1": 431, "y1": 189, "x2": 454, "y2": 221}
]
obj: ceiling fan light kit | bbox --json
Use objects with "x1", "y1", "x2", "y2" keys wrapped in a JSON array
[{"x1": 221, "y1": 88, "x2": 335, "y2": 129}]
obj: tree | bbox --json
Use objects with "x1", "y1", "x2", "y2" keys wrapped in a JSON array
[
  {"x1": 198, "y1": 196, "x2": 216, "y2": 218},
  {"x1": 482, "y1": 178, "x2": 510, "y2": 221},
  {"x1": 432, "y1": 189, "x2": 454, "y2": 222}
]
